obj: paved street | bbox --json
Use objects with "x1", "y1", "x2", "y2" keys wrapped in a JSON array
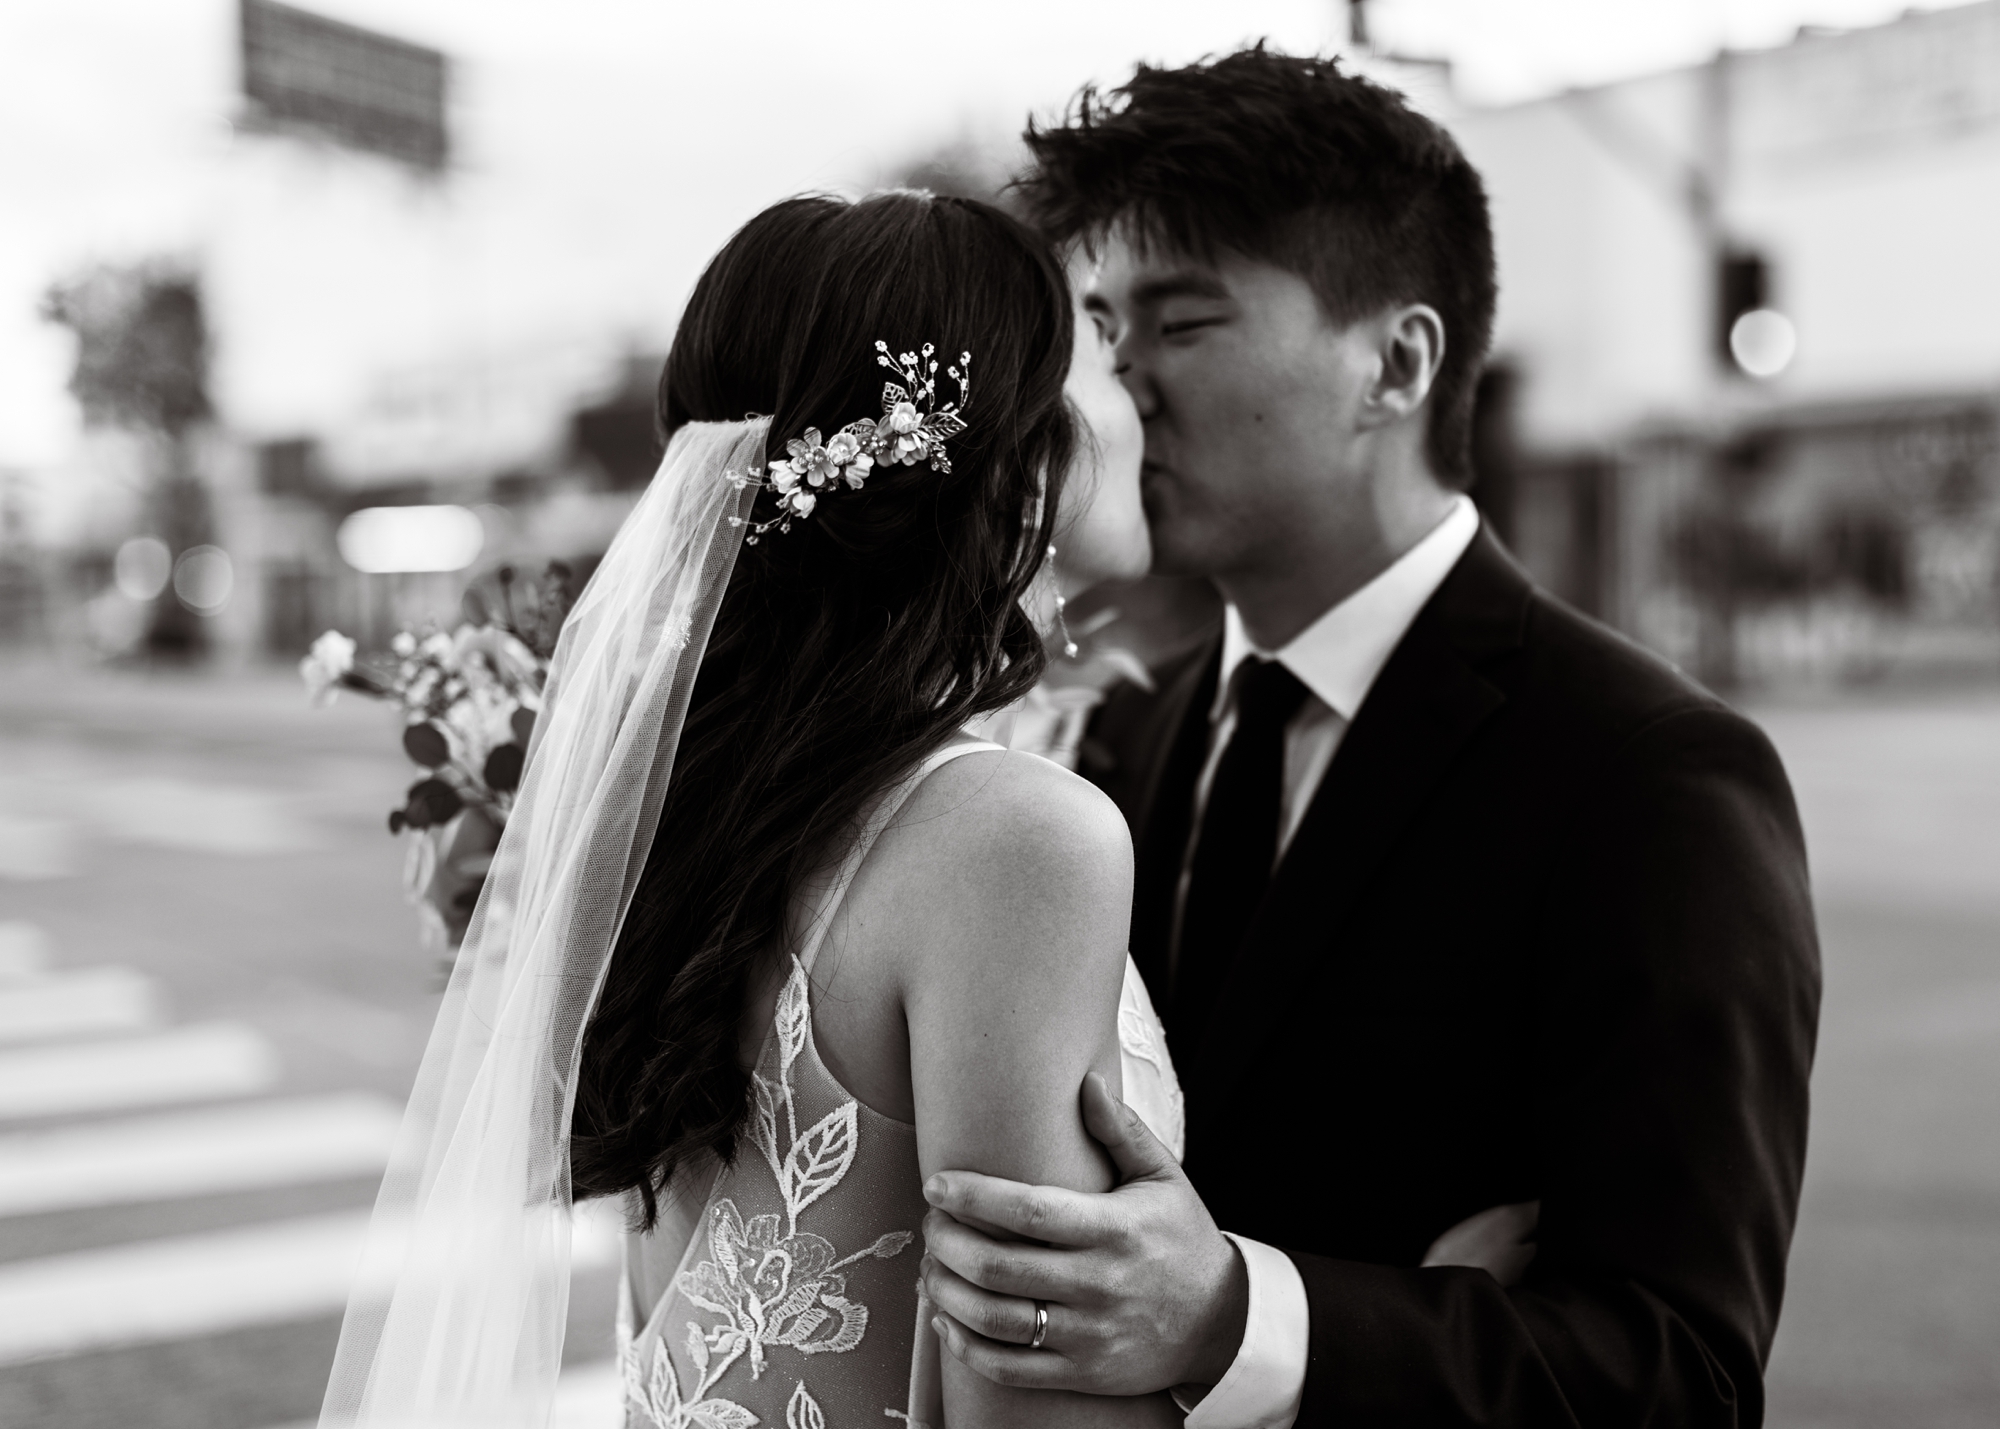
[
  {"x1": 1755, "y1": 693, "x2": 2000, "y2": 1429},
  {"x1": 0, "y1": 661, "x2": 1994, "y2": 1428},
  {"x1": 0, "y1": 663, "x2": 622, "y2": 1429}
]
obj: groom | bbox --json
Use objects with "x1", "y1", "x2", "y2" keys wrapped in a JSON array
[{"x1": 919, "y1": 49, "x2": 1821, "y2": 1427}]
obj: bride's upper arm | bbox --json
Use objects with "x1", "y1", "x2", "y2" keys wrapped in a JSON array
[
  {"x1": 886, "y1": 753, "x2": 1134, "y2": 1195},
  {"x1": 877, "y1": 754, "x2": 1178, "y2": 1428}
]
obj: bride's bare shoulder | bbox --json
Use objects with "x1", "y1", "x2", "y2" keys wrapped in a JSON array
[
  {"x1": 841, "y1": 747, "x2": 1133, "y2": 973},
  {"x1": 811, "y1": 749, "x2": 1133, "y2": 1124},
  {"x1": 886, "y1": 747, "x2": 1131, "y2": 893}
]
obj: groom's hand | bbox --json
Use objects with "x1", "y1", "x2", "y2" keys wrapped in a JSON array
[{"x1": 920, "y1": 1073, "x2": 1248, "y2": 1395}]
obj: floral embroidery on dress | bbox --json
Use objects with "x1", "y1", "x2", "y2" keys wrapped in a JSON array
[
  {"x1": 622, "y1": 957, "x2": 913, "y2": 1428},
  {"x1": 621, "y1": 1324, "x2": 759, "y2": 1429},
  {"x1": 1117, "y1": 966, "x2": 1186, "y2": 1161},
  {"x1": 1117, "y1": 1001, "x2": 1167, "y2": 1073},
  {"x1": 786, "y1": 1381, "x2": 827, "y2": 1429}
]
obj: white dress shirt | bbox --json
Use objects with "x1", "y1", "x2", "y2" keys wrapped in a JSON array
[{"x1": 1180, "y1": 495, "x2": 1480, "y2": 1429}]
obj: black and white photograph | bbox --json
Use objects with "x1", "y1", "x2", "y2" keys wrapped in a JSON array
[{"x1": 1, "y1": 2, "x2": 1996, "y2": 1426}]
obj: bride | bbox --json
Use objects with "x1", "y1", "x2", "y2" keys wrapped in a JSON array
[{"x1": 320, "y1": 190, "x2": 1183, "y2": 1429}]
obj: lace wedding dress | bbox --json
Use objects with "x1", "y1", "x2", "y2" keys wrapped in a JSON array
[{"x1": 617, "y1": 739, "x2": 1183, "y2": 1429}]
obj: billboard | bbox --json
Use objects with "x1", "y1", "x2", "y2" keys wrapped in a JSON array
[{"x1": 239, "y1": 0, "x2": 448, "y2": 171}]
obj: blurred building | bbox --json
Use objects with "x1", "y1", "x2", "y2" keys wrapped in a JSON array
[
  {"x1": 25, "y1": 0, "x2": 644, "y2": 665},
  {"x1": 30, "y1": 1, "x2": 2000, "y2": 685},
  {"x1": 1453, "y1": 1, "x2": 2000, "y2": 687},
  {"x1": 240, "y1": 335, "x2": 653, "y2": 658}
]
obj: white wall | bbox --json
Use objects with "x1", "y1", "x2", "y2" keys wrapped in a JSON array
[
  {"x1": 1454, "y1": 72, "x2": 1715, "y2": 453},
  {"x1": 1731, "y1": 126, "x2": 2000, "y2": 405},
  {"x1": 1451, "y1": 0, "x2": 2000, "y2": 456}
]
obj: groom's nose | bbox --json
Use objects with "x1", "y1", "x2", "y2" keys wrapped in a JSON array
[{"x1": 1116, "y1": 344, "x2": 1160, "y2": 420}]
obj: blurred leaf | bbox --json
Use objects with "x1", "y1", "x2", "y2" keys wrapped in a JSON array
[
  {"x1": 401, "y1": 777, "x2": 463, "y2": 830},
  {"x1": 510, "y1": 707, "x2": 535, "y2": 745},
  {"x1": 483, "y1": 742, "x2": 525, "y2": 793},
  {"x1": 339, "y1": 666, "x2": 394, "y2": 698},
  {"x1": 402, "y1": 721, "x2": 450, "y2": 768},
  {"x1": 458, "y1": 558, "x2": 579, "y2": 661}
]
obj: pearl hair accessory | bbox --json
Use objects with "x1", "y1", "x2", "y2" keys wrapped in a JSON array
[{"x1": 727, "y1": 341, "x2": 971, "y2": 542}]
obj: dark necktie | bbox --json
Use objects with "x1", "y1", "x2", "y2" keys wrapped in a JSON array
[{"x1": 1170, "y1": 657, "x2": 1311, "y2": 1067}]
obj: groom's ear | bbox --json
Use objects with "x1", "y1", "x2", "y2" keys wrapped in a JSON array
[{"x1": 1358, "y1": 303, "x2": 1447, "y2": 429}]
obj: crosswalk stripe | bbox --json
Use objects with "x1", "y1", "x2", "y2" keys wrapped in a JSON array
[
  {"x1": 0, "y1": 965, "x2": 160, "y2": 1045},
  {"x1": 253, "y1": 1358, "x2": 623, "y2": 1429},
  {"x1": 0, "y1": 922, "x2": 51, "y2": 981},
  {"x1": 0, "y1": 1203, "x2": 626, "y2": 1365},
  {"x1": 0, "y1": 1210, "x2": 371, "y2": 1364},
  {"x1": 0, "y1": 1021, "x2": 279, "y2": 1120},
  {"x1": 0, "y1": 1092, "x2": 403, "y2": 1218},
  {"x1": 549, "y1": 1359, "x2": 623, "y2": 1429},
  {"x1": 0, "y1": 814, "x2": 79, "y2": 881}
]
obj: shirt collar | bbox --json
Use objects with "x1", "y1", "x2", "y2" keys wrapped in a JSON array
[{"x1": 1214, "y1": 494, "x2": 1481, "y2": 722}]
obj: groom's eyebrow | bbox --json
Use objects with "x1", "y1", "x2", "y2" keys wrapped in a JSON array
[{"x1": 1128, "y1": 270, "x2": 1233, "y2": 306}]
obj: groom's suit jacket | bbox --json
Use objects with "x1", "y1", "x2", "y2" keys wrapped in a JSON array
[{"x1": 1084, "y1": 528, "x2": 1820, "y2": 1429}]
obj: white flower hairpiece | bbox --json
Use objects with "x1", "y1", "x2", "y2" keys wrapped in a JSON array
[{"x1": 727, "y1": 341, "x2": 972, "y2": 542}]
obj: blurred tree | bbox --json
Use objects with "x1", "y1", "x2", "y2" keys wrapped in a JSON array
[
  {"x1": 0, "y1": 470, "x2": 42, "y2": 645},
  {"x1": 41, "y1": 262, "x2": 216, "y2": 658},
  {"x1": 570, "y1": 353, "x2": 665, "y2": 490},
  {"x1": 1469, "y1": 363, "x2": 1522, "y2": 549},
  {"x1": 1673, "y1": 434, "x2": 1800, "y2": 690},
  {"x1": 885, "y1": 135, "x2": 1019, "y2": 210}
]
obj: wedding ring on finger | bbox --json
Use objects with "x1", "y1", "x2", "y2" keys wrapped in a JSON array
[{"x1": 1029, "y1": 1299, "x2": 1049, "y2": 1351}]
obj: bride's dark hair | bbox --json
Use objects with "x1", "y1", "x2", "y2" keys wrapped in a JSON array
[{"x1": 570, "y1": 191, "x2": 1077, "y2": 1224}]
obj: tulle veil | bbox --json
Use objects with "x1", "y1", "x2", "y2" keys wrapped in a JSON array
[{"x1": 319, "y1": 419, "x2": 765, "y2": 1428}]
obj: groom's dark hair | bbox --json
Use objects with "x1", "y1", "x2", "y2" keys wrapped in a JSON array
[{"x1": 1020, "y1": 46, "x2": 1496, "y2": 488}]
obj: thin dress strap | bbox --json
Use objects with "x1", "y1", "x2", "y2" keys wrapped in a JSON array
[{"x1": 793, "y1": 739, "x2": 1006, "y2": 976}]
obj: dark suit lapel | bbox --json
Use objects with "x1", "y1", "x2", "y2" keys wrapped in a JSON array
[
  {"x1": 1184, "y1": 529, "x2": 1531, "y2": 1139},
  {"x1": 1123, "y1": 640, "x2": 1220, "y2": 999}
]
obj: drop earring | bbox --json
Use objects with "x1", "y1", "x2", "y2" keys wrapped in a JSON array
[{"x1": 1047, "y1": 544, "x2": 1078, "y2": 659}]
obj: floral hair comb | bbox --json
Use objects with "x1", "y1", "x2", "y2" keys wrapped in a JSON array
[{"x1": 728, "y1": 341, "x2": 972, "y2": 542}]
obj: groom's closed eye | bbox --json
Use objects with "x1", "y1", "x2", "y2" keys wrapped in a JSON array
[
  {"x1": 1159, "y1": 314, "x2": 1227, "y2": 339},
  {"x1": 1145, "y1": 291, "x2": 1233, "y2": 343},
  {"x1": 1125, "y1": 271, "x2": 1235, "y2": 340}
]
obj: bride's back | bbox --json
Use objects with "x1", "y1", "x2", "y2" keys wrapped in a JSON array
[
  {"x1": 619, "y1": 737, "x2": 1142, "y2": 1428},
  {"x1": 574, "y1": 192, "x2": 1175, "y2": 1426},
  {"x1": 570, "y1": 191, "x2": 1079, "y2": 1224}
]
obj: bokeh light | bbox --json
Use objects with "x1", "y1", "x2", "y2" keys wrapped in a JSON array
[
  {"x1": 172, "y1": 544, "x2": 234, "y2": 613},
  {"x1": 336, "y1": 505, "x2": 486, "y2": 574},
  {"x1": 1731, "y1": 308, "x2": 1798, "y2": 378},
  {"x1": 112, "y1": 535, "x2": 172, "y2": 601}
]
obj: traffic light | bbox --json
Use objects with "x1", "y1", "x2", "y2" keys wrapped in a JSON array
[
  {"x1": 1716, "y1": 249, "x2": 1796, "y2": 378},
  {"x1": 1716, "y1": 250, "x2": 1768, "y2": 365}
]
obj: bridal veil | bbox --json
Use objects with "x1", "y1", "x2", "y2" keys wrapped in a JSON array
[{"x1": 319, "y1": 420, "x2": 763, "y2": 1428}]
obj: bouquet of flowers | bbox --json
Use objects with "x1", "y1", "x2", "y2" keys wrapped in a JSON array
[{"x1": 300, "y1": 562, "x2": 579, "y2": 952}]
